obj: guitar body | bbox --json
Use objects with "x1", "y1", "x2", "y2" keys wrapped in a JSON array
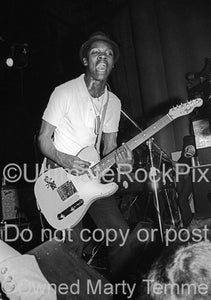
[{"x1": 34, "y1": 145, "x2": 118, "y2": 230}]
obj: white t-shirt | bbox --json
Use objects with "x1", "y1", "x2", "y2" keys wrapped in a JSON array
[{"x1": 42, "y1": 74, "x2": 121, "y2": 155}]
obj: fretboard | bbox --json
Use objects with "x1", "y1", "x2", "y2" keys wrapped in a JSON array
[{"x1": 91, "y1": 114, "x2": 172, "y2": 175}]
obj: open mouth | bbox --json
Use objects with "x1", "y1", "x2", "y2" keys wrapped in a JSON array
[{"x1": 96, "y1": 61, "x2": 107, "y2": 71}]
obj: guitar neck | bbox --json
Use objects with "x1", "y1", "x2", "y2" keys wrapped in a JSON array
[{"x1": 91, "y1": 113, "x2": 172, "y2": 174}]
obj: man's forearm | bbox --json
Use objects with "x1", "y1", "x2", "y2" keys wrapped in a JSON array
[
  {"x1": 38, "y1": 134, "x2": 65, "y2": 167},
  {"x1": 37, "y1": 134, "x2": 90, "y2": 171}
]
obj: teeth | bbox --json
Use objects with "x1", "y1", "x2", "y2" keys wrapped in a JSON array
[{"x1": 96, "y1": 62, "x2": 107, "y2": 71}]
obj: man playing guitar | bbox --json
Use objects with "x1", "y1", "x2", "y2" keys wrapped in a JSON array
[{"x1": 37, "y1": 32, "x2": 135, "y2": 282}]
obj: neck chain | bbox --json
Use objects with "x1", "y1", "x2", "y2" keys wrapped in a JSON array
[
  {"x1": 89, "y1": 89, "x2": 108, "y2": 135},
  {"x1": 90, "y1": 93, "x2": 104, "y2": 115},
  {"x1": 90, "y1": 93, "x2": 104, "y2": 135}
]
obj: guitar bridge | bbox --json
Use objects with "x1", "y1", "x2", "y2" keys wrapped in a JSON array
[{"x1": 57, "y1": 199, "x2": 84, "y2": 220}]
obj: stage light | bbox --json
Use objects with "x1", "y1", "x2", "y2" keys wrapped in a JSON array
[
  {"x1": 1, "y1": 43, "x2": 29, "y2": 69},
  {"x1": 5, "y1": 57, "x2": 14, "y2": 67},
  {"x1": 10, "y1": 43, "x2": 29, "y2": 69},
  {"x1": 0, "y1": 37, "x2": 29, "y2": 69}
]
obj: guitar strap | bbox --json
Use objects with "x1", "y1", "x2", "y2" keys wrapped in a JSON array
[
  {"x1": 95, "y1": 89, "x2": 109, "y2": 155},
  {"x1": 40, "y1": 157, "x2": 47, "y2": 174}
]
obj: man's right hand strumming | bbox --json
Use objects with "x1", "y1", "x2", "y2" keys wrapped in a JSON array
[{"x1": 57, "y1": 152, "x2": 91, "y2": 175}]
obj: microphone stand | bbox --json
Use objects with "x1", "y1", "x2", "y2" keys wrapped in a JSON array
[
  {"x1": 121, "y1": 109, "x2": 172, "y2": 242},
  {"x1": 146, "y1": 138, "x2": 164, "y2": 242}
]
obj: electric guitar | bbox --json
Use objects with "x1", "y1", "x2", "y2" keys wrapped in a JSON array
[{"x1": 34, "y1": 98, "x2": 203, "y2": 230}]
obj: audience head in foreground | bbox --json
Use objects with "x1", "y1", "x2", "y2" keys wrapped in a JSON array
[{"x1": 146, "y1": 241, "x2": 211, "y2": 299}]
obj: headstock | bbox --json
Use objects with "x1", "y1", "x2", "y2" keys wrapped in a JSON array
[{"x1": 168, "y1": 98, "x2": 203, "y2": 120}]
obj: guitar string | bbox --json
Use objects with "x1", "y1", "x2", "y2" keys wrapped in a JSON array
[{"x1": 92, "y1": 114, "x2": 172, "y2": 175}]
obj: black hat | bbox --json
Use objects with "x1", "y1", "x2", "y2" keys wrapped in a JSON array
[{"x1": 79, "y1": 31, "x2": 120, "y2": 64}]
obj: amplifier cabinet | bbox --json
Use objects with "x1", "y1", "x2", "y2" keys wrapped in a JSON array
[
  {"x1": 1, "y1": 186, "x2": 19, "y2": 221},
  {"x1": 192, "y1": 165, "x2": 211, "y2": 219}
]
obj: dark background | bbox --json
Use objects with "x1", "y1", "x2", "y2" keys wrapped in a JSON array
[{"x1": 0, "y1": 1, "x2": 211, "y2": 283}]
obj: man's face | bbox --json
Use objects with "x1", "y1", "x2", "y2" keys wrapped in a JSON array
[{"x1": 85, "y1": 40, "x2": 114, "y2": 81}]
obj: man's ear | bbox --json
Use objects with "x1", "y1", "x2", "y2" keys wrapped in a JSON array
[{"x1": 83, "y1": 58, "x2": 88, "y2": 66}]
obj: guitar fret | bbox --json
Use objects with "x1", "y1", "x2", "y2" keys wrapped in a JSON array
[
  {"x1": 92, "y1": 114, "x2": 172, "y2": 176},
  {"x1": 127, "y1": 115, "x2": 171, "y2": 150}
]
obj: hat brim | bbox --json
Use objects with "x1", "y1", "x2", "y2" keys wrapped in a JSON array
[{"x1": 79, "y1": 36, "x2": 119, "y2": 64}]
